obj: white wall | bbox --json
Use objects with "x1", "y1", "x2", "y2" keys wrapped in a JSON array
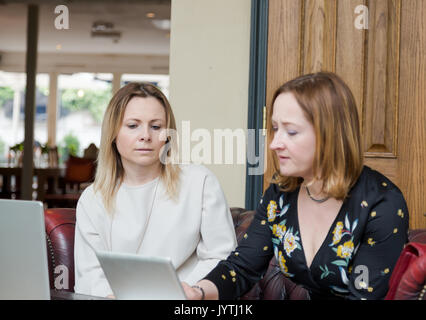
[{"x1": 169, "y1": 0, "x2": 251, "y2": 207}]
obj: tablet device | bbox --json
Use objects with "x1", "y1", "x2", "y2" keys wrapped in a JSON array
[{"x1": 96, "y1": 250, "x2": 187, "y2": 300}]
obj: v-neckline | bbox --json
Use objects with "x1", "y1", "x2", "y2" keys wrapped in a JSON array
[{"x1": 294, "y1": 186, "x2": 346, "y2": 271}]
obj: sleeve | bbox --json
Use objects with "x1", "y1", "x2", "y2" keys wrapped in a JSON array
[
  {"x1": 182, "y1": 171, "x2": 238, "y2": 285},
  {"x1": 74, "y1": 190, "x2": 114, "y2": 297},
  {"x1": 346, "y1": 187, "x2": 409, "y2": 300},
  {"x1": 203, "y1": 184, "x2": 277, "y2": 300}
]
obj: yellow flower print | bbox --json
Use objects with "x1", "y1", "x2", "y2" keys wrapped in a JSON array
[
  {"x1": 272, "y1": 224, "x2": 286, "y2": 240},
  {"x1": 229, "y1": 270, "x2": 236, "y2": 277},
  {"x1": 336, "y1": 240, "x2": 355, "y2": 259},
  {"x1": 397, "y1": 209, "x2": 404, "y2": 218},
  {"x1": 331, "y1": 221, "x2": 344, "y2": 245},
  {"x1": 361, "y1": 200, "x2": 368, "y2": 208},
  {"x1": 267, "y1": 200, "x2": 278, "y2": 222},
  {"x1": 367, "y1": 238, "x2": 376, "y2": 246},
  {"x1": 274, "y1": 248, "x2": 295, "y2": 277},
  {"x1": 278, "y1": 251, "x2": 289, "y2": 274},
  {"x1": 283, "y1": 229, "x2": 300, "y2": 257}
]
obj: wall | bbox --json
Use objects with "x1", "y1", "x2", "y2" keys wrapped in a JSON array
[{"x1": 169, "y1": 0, "x2": 251, "y2": 207}]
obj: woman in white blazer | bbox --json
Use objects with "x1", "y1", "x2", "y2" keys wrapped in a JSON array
[{"x1": 74, "y1": 82, "x2": 237, "y2": 298}]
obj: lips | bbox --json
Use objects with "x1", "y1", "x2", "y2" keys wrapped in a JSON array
[{"x1": 135, "y1": 148, "x2": 153, "y2": 153}]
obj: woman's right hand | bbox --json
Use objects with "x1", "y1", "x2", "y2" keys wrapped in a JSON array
[
  {"x1": 181, "y1": 282, "x2": 203, "y2": 300},
  {"x1": 181, "y1": 280, "x2": 219, "y2": 300}
]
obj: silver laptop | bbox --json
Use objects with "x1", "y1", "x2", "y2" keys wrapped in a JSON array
[
  {"x1": 96, "y1": 250, "x2": 187, "y2": 300},
  {"x1": 0, "y1": 199, "x2": 50, "y2": 300}
]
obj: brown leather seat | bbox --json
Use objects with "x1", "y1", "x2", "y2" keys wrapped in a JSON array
[
  {"x1": 45, "y1": 208, "x2": 76, "y2": 292},
  {"x1": 44, "y1": 207, "x2": 426, "y2": 299}
]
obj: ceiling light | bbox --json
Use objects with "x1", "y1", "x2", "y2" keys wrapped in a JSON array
[
  {"x1": 91, "y1": 21, "x2": 121, "y2": 43},
  {"x1": 151, "y1": 19, "x2": 170, "y2": 30},
  {"x1": 146, "y1": 12, "x2": 155, "y2": 18}
]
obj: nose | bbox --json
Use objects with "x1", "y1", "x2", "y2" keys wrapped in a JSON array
[
  {"x1": 269, "y1": 131, "x2": 285, "y2": 151},
  {"x1": 138, "y1": 125, "x2": 152, "y2": 142}
]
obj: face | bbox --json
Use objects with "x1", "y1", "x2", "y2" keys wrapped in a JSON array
[
  {"x1": 270, "y1": 92, "x2": 316, "y2": 180},
  {"x1": 115, "y1": 96, "x2": 167, "y2": 172}
]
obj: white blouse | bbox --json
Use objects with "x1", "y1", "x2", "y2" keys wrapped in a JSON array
[{"x1": 74, "y1": 164, "x2": 237, "y2": 297}]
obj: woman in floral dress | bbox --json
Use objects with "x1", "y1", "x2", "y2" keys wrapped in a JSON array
[{"x1": 183, "y1": 72, "x2": 409, "y2": 300}]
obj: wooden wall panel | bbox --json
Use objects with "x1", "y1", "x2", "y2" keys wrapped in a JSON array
[
  {"x1": 398, "y1": 0, "x2": 426, "y2": 229},
  {"x1": 266, "y1": 0, "x2": 301, "y2": 109},
  {"x1": 363, "y1": 0, "x2": 400, "y2": 158},
  {"x1": 302, "y1": 0, "x2": 337, "y2": 73},
  {"x1": 335, "y1": 0, "x2": 366, "y2": 131}
]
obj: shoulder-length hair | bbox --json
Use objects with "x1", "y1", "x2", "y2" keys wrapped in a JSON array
[
  {"x1": 269, "y1": 72, "x2": 363, "y2": 200},
  {"x1": 93, "y1": 82, "x2": 181, "y2": 214}
]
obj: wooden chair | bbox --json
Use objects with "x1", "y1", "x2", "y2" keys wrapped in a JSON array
[{"x1": 44, "y1": 155, "x2": 95, "y2": 208}]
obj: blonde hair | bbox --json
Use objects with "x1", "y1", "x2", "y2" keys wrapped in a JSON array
[
  {"x1": 269, "y1": 72, "x2": 363, "y2": 200},
  {"x1": 93, "y1": 82, "x2": 181, "y2": 214}
]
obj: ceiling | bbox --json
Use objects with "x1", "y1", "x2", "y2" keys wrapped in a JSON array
[{"x1": 0, "y1": 0, "x2": 171, "y2": 55}]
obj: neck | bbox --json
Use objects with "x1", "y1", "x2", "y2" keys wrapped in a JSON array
[
  {"x1": 122, "y1": 161, "x2": 162, "y2": 186},
  {"x1": 303, "y1": 178, "x2": 328, "y2": 199}
]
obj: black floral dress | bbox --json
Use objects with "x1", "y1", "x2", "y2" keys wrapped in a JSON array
[{"x1": 204, "y1": 166, "x2": 409, "y2": 300}]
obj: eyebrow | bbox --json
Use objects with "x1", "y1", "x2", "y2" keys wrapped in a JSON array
[
  {"x1": 271, "y1": 119, "x2": 298, "y2": 126},
  {"x1": 124, "y1": 118, "x2": 164, "y2": 123}
]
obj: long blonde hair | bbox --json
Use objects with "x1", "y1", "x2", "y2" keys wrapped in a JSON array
[
  {"x1": 93, "y1": 82, "x2": 181, "y2": 214},
  {"x1": 269, "y1": 72, "x2": 363, "y2": 200}
]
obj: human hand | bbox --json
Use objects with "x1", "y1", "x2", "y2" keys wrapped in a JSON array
[{"x1": 181, "y1": 282, "x2": 204, "y2": 300}]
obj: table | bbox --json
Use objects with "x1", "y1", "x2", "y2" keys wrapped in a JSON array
[
  {"x1": 50, "y1": 289, "x2": 111, "y2": 300},
  {"x1": 0, "y1": 166, "x2": 65, "y2": 202}
]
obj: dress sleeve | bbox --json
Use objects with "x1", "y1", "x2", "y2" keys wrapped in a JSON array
[
  {"x1": 182, "y1": 171, "x2": 238, "y2": 285},
  {"x1": 203, "y1": 184, "x2": 277, "y2": 300},
  {"x1": 74, "y1": 189, "x2": 113, "y2": 297},
  {"x1": 346, "y1": 186, "x2": 409, "y2": 300}
]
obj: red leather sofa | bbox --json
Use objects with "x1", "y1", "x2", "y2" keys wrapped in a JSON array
[{"x1": 44, "y1": 207, "x2": 426, "y2": 300}]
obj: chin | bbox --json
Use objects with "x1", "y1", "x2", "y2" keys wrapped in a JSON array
[{"x1": 279, "y1": 167, "x2": 301, "y2": 178}]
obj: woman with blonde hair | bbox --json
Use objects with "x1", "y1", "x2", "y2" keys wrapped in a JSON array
[
  {"x1": 74, "y1": 82, "x2": 237, "y2": 297},
  {"x1": 184, "y1": 72, "x2": 409, "y2": 300}
]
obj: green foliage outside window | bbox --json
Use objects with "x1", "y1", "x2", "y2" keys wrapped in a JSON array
[
  {"x1": 58, "y1": 132, "x2": 80, "y2": 164},
  {"x1": 0, "y1": 87, "x2": 14, "y2": 109},
  {"x1": 61, "y1": 88, "x2": 111, "y2": 123},
  {"x1": 0, "y1": 137, "x2": 5, "y2": 156}
]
